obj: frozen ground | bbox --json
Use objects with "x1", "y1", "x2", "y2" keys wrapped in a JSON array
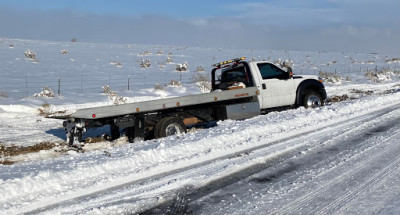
[{"x1": 0, "y1": 38, "x2": 400, "y2": 214}]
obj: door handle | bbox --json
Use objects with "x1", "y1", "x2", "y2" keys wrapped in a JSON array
[{"x1": 262, "y1": 83, "x2": 266, "y2": 89}]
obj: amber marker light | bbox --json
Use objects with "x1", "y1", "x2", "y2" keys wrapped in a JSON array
[
  {"x1": 177, "y1": 102, "x2": 180, "y2": 106},
  {"x1": 214, "y1": 97, "x2": 218, "y2": 101},
  {"x1": 136, "y1": 108, "x2": 140, "y2": 112}
]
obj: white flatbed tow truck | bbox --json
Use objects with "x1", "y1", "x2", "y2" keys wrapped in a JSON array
[{"x1": 61, "y1": 57, "x2": 327, "y2": 146}]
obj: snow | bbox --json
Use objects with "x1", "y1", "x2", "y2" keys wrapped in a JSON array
[{"x1": 0, "y1": 38, "x2": 400, "y2": 214}]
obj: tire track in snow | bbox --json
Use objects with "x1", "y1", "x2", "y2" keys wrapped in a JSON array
[
  {"x1": 274, "y1": 118, "x2": 400, "y2": 215},
  {"x1": 137, "y1": 105, "x2": 400, "y2": 214}
]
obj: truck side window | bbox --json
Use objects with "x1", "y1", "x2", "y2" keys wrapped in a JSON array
[{"x1": 257, "y1": 63, "x2": 285, "y2": 79}]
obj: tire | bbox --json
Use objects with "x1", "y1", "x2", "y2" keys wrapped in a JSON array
[
  {"x1": 153, "y1": 117, "x2": 169, "y2": 139},
  {"x1": 154, "y1": 117, "x2": 186, "y2": 138},
  {"x1": 303, "y1": 91, "x2": 323, "y2": 108}
]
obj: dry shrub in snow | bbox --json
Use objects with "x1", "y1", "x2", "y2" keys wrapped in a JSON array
[
  {"x1": 140, "y1": 59, "x2": 151, "y2": 68},
  {"x1": 274, "y1": 59, "x2": 294, "y2": 69},
  {"x1": 167, "y1": 79, "x2": 182, "y2": 87},
  {"x1": 60, "y1": 49, "x2": 68, "y2": 54},
  {"x1": 37, "y1": 103, "x2": 51, "y2": 117},
  {"x1": 196, "y1": 81, "x2": 211, "y2": 93},
  {"x1": 33, "y1": 86, "x2": 55, "y2": 98},
  {"x1": 0, "y1": 92, "x2": 7, "y2": 98},
  {"x1": 139, "y1": 51, "x2": 152, "y2": 56},
  {"x1": 192, "y1": 73, "x2": 209, "y2": 83},
  {"x1": 196, "y1": 66, "x2": 205, "y2": 72},
  {"x1": 192, "y1": 74, "x2": 211, "y2": 92},
  {"x1": 365, "y1": 68, "x2": 396, "y2": 83},
  {"x1": 101, "y1": 86, "x2": 127, "y2": 105},
  {"x1": 157, "y1": 50, "x2": 164, "y2": 55},
  {"x1": 24, "y1": 50, "x2": 36, "y2": 60},
  {"x1": 318, "y1": 71, "x2": 342, "y2": 83},
  {"x1": 154, "y1": 84, "x2": 165, "y2": 91},
  {"x1": 385, "y1": 58, "x2": 400, "y2": 63},
  {"x1": 176, "y1": 62, "x2": 188, "y2": 72},
  {"x1": 166, "y1": 55, "x2": 173, "y2": 63},
  {"x1": 158, "y1": 62, "x2": 166, "y2": 69}
]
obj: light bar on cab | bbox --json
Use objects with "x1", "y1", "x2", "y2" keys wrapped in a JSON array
[{"x1": 212, "y1": 57, "x2": 246, "y2": 68}]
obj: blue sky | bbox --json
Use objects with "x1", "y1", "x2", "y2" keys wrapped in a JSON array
[{"x1": 0, "y1": 0, "x2": 399, "y2": 55}]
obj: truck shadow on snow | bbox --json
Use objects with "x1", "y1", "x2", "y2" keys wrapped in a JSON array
[{"x1": 45, "y1": 128, "x2": 67, "y2": 140}]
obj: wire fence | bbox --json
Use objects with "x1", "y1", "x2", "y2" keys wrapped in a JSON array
[
  {"x1": 0, "y1": 64, "x2": 398, "y2": 99},
  {"x1": 0, "y1": 71, "x2": 202, "y2": 98}
]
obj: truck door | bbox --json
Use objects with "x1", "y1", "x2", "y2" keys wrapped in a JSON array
[{"x1": 255, "y1": 63, "x2": 296, "y2": 109}]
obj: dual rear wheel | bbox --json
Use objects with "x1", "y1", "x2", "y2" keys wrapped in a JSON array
[{"x1": 154, "y1": 117, "x2": 187, "y2": 139}]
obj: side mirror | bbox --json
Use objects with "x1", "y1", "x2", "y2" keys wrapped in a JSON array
[
  {"x1": 287, "y1": 67, "x2": 293, "y2": 79},
  {"x1": 280, "y1": 70, "x2": 292, "y2": 80}
]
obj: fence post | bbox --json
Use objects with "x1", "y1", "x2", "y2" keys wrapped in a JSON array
[
  {"x1": 128, "y1": 76, "x2": 130, "y2": 91},
  {"x1": 25, "y1": 75, "x2": 28, "y2": 97},
  {"x1": 81, "y1": 75, "x2": 83, "y2": 92},
  {"x1": 58, "y1": 77, "x2": 61, "y2": 96}
]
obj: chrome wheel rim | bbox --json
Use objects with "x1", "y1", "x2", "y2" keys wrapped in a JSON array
[
  {"x1": 165, "y1": 123, "x2": 183, "y2": 136},
  {"x1": 307, "y1": 95, "x2": 322, "y2": 108}
]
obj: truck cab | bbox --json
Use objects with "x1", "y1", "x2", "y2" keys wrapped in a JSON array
[{"x1": 212, "y1": 57, "x2": 327, "y2": 110}]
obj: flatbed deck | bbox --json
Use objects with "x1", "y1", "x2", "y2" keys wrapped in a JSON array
[{"x1": 67, "y1": 87, "x2": 259, "y2": 119}]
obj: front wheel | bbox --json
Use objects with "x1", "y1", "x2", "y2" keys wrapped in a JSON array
[{"x1": 303, "y1": 91, "x2": 323, "y2": 108}]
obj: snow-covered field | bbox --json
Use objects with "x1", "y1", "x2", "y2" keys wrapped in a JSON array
[{"x1": 1, "y1": 38, "x2": 400, "y2": 214}]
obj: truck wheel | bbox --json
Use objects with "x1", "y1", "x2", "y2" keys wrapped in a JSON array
[
  {"x1": 303, "y1": 91, "x2": 323, "y2": 108},
  {"x1": 155, "y1": 117, "x2": 186, "y2": 138}
]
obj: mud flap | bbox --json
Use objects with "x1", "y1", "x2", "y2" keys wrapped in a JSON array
[{"x1": 126, "y1": 115, "x2": 145, "y2": 143}]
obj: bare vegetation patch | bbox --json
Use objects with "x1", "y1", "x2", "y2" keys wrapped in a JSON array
[
  {"x1": 192, "y1": 73, "x2": 209, "y2": 83},
  {"x1": 176, "y1": 62, "x2": 188, "y2": 72},
  {"x1": 1, "y1": 142, "x2": 58, "y2": 165},
  {"x1": 192, "y1": 74, "x2": 211, "y2": 92},
  {"x1": 138, "y1": 50, "x2": 152, "y2": 56},
  {"x1": 154, "y1": 84, "x2": 165, "y2": 91},
  {"x1": 196, "y1": 66, "x2": 205, "y2": 72},
  {"x1": 102, "y1": 86, "x2": 127, "y2": 105},
  {"x1": 38, "y1": 103, "x2": 51, "y2": 117},
  {"x1": 365, "y1": 68, "x2": 395, "y2": 83},
  {"x1": 327, "y1": 94, "x2": 350, "y2": 103},
  {"x1": 385, "y1": 58, "x2": 400, "y2": 63},
  {"x1": 319, "y1": 71, "x2": 342, "y2": 83},
  {"x1": 349, "y1": 89, "x2": 374, "y2": 95},
  {"x1": 0, "y1": 92, "x2": 7, "y2": 98},
  {"x1": 24, "y1": 50, "x2": 36, "y2": 60},
  {"x1": 166, "y1": 55, "x2": 174, "y2": 63},
  {"x1": 85, "y1": 136, "x2": 106, "y2": 144},
  {"x1": 140, "y1": 59, "x2": 151, "y2": 68},
  {"x1": 158, "y1": 61, "x2": 166, "y2": 69},
  {"x1": 33, "y1": 86, "x2": 55, "y2": 98},
  {"x1": 167, "y1": 79, "x2": 182, "y2": 87}
]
